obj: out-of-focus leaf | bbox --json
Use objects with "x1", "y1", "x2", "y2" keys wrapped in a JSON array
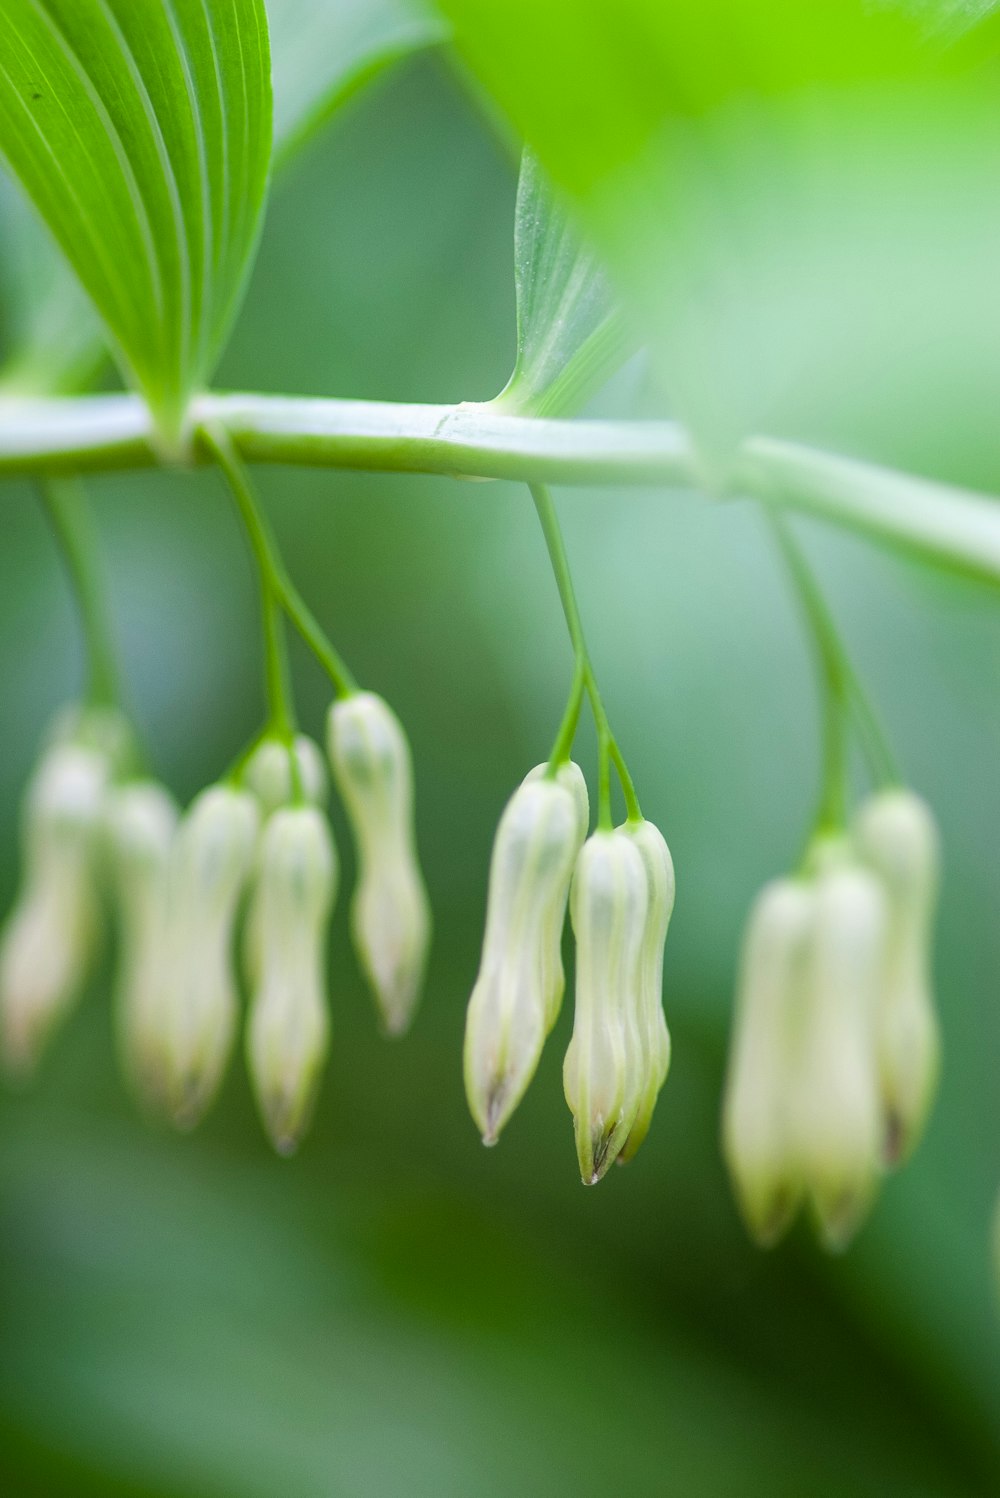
[
  {"x1": 434, "y1": 1, "x2": 1000, "y2": 482},
  {"x1": 492, "y1": 149, "x2": 633, "y2": 418},
  {"x1": 267, "y1": 0, "x2": 447, "y2": 165},
  {"x1": 0, "y1": 171, "x2": 106, "y2": 396},
  {"x1": 0, "y1": 0, "x2": 273, "y2": 451}
]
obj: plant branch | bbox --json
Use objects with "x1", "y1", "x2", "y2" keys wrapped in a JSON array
[
  {"x1": 530, "y1": 483, "x2": 641, "y2": 828},
  {"x1": 6, "y1": 396, "x2": 1000, "y2": 598}
]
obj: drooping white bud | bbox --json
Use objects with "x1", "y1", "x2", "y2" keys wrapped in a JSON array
[
  {"x1": 157, "y1": 785, "x2": 259, "y2": 1128},
  {"x1": 617, "y1": 818, "x2": 675, "y2": 1165},
  {"x1": 564, "y1": 829, "x2": 649, "y2": 1184},
  {"x1": 246, "y1": 806, "x2": 337, "y2": 1154},
  {"x1": 854, "y1": 789, "x2": 940, "y2": 1164},
  {"x1": 104, "y1": 781, "x2": 178, "y2": 1107},
  {"x1": 0, "y1": 742, "x2": 108, "y2": 1074},
  {"x1": 241, "y1": 733, "x2": 330, "y2": 988},
  {"x1": 722, "y1": 878, "x2": 815, "y2": 1246},
  {"x1": 464, "y1": 769, "x2": 584, "y2": 1145},
  {"x1": 243, "y1": 734, "x2": 328, "y2": 815},
  {"x1": 796, "y1": 860, "x2": 887, "y2": 1250},
  {"x1": 525, "y1": 761, "x2": 590, "y2": 1029},
  {"x1": 327, "y1": 693, "x2": 431, "y2": 1036}
]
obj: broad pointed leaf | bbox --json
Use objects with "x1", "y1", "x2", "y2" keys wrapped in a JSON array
[
  {"x1": 492, "y1": 148, "x2": 633, "y2": 418},
  {"x1": 436, "y1": 1, "x2": 1000, "y2": 480},
  {"x1": 267, "y1": 0, "x2": 446, "y2": 165},
  {"x1": 0, "y1": 0, "x2": 273, "y2": 451}
]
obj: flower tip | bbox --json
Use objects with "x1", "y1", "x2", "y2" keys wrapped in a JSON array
[
  {"x1": 379, "y1": 1007, "x2": 413, "y2": 1041},
  {"x1": 165, "y1": 1069, "x2": 214, "y2": 1133},
  {"x1": 479, "y1": 1087, "x2": 511, "y2": 1148},
  {"x1": 881, "y1": 1111, "x2": 909, "y2": 1169},
  {"x1": 743, "y1": 1195, "x2": 796, "y2": 1250},
  {"x1": 584, "y1": 1127, "x2": 619, "y2": 1185},
  {"x1": 812, "y1": 1187, "x2": 871, "y2": 1253},
  {"x1": 257, "y1": 1087, "x2": 313, "y2": 1157},
  {"x1": 272, "y1": 1128, "x2": 302, "y2": 1159}
]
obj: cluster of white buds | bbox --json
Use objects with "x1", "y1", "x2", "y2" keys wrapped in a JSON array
[
  {"x1": 0, "y1": 707, "x2": 132, "y2": 1074},
  {"x1": 463, "y1": 760, "x2": 674, "y2": 1180},
  {"x1": 1, "y1": 690, "x2": 430, "y2": 1155},
  {"x1": 722, "y1": 788, "x2": 940, "y2": 1250}
]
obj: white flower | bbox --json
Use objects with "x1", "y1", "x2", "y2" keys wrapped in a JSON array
[
  {"x1": 617, "y1": 818, "x2": 675, "y2": 1165},
  {"x1": 525, "y1": 761, "x2": 590, "y2": 1028},
  {"x1": 246, "y1": 806, "x2": 337, "y2": 1153},
  {"x1": 464, "y1": 767, "x2": 585, "y2": 1145},
  {"x1": 564, "y1": 828, "x2": 648, "y2": 1184},
  {"x1": 797, "y1": 859, "x2": 887, "y2": 1249},
  {"x1": 243, "y1": 734, "x2": 328, "y2": 815},
  {"x1": 722, "y1": 878, "x2": 815, "y2": 1245},
  {"x1": 0, "y1": 742, "x2": 109, "y2": 1074},
  {"x1": 327, "y1": 693, "x2": 430, "y2": 1036},
  {"x1": 157, "y1": 785, "x2": 260, "y2": 1128},
  {"x1": 854, "y1": 789, "x2": 940, "y2": 1163},
  {"x1": 104, "y1": 781, "x2": 178, "y2": 1106}
]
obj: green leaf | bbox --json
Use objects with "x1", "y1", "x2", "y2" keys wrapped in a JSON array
[
  {"x1": 0, "y1": 0, "x2": 273, "y2": 452},
  {"x1": 267, "y1": 0, "x2": 447, "y2": 166},
  {"x1": 434, "y1": 1, "x2": 1000, "y2": 480},
  {"x1": 492, "y1": 148, "x2": 634, "y2": 418},
  {"x1": 0, "y1": 170, "x2": 106, "y2": 397}
]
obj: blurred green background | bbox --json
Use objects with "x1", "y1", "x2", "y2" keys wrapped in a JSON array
[{"x1": 0, "y1": 51, "x2": 999, "y2": 1498}]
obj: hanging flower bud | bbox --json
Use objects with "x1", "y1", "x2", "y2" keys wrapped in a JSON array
[
  {"x1": 722, "y1": 878, "x2": 815, "y2": 1246},
  {"x1": 797, "y1": 859, "x2": 887, "y2": 1250},
  {"x1": 464, "y1": 768, "x2": 585, "y2": 1145},
  {"x1": 854, "y1": 789, "x2": 940, "y2": 1165},
  {"x1": 0, "y1": 742, "x2": 108, "y2": 1074},
  {"x1": 246, "y1": 806, "x2": 337, "y2": 1154},
  {"x1": 104, "y1": 781, "x2": 178, "y2": 1107},
  {"x1": 241, "y1": 733, "x2": 330, "y2": 988},
  {"x1": 158, "y1": 785, "x2": 259, "y2": 1128},
  {"x1": 524, "y1": 761, "x2": 590, "y2": 1029},
  {"x1": 617, "y1": 818, "x2": 675, "y2": 1165},
  {"x1": 327, "y1": 693, "x2": 430, "y2": 1036},
  {"x1": 243, "y1": 734, "x2": 328, "y2": 815},
  {"x1": 564, "y1": 829, "x2": 649, "y2": 1184}
]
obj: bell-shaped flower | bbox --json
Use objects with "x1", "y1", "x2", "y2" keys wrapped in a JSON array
[
  {"x1": 796, "y1": 859, "x2": 887, "y2": 1249},
  {"x1": 722, "y1": 878, "x2": 815, "y2": 1245},
  {"x1": 243, "y1": 734, "x2": 328, "y2": 816},
  {"x1": 563, "y1": 828, "x2": 649, "y2": 1184},
  {"x1": 855, "y1": 788, "x2": 940, "y2": 1164},
  {"x1": 617, "y1": 818, "x2": 676, "y2": 1165},
  {"x1": 104, "y1": 781, "x2": 178, "y2": 1106},
  {"x1": 327, "y1": 693, "x2": 430, "y2": 1036},
  {"x1": 464, "y1": 767, "x2": 585, "y2": 1145},
  {"x1": 246, "y1": 806, "x2": 337, "y2": 1153},
  {"x1": 157, "y1": 785, "x2": 260, "y2": 1128},
  {"x1": 0, "y1": 741, "x2": 109, "y2": 1073}
]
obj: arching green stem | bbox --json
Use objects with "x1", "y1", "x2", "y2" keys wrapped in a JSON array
[
  {"x1": 530, "y1": 483, "x2": 641, "y2": 828},
  {"x1": 38, "y1": 477, "x2": 121, "y2": 708},
  {"x1": 767, "y1": 510, "x2": 897, "y2": 840},
  {"x1": 200, "y1": 424, "x2": 357, "y2": 700}
]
